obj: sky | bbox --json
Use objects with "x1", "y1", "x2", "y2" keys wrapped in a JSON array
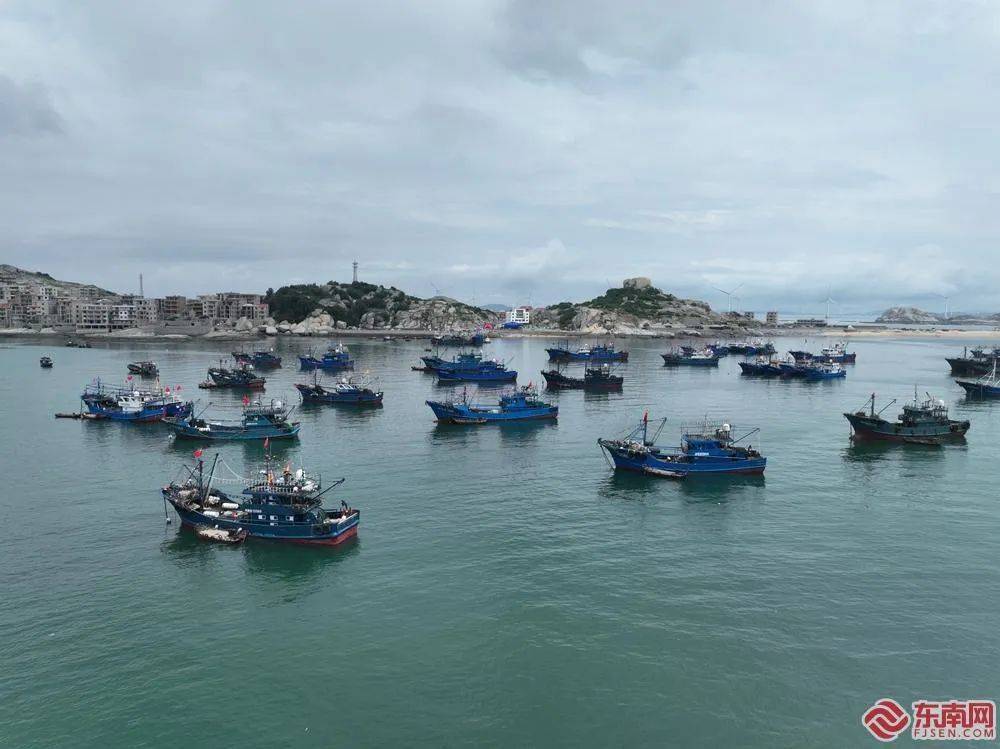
[{"x1": 1, "y1": 0, "x2": 998, "y2": 316}]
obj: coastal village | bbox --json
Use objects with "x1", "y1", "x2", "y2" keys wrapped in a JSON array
[{"x1": 0, "y1": 263, "x2": 830, "y2": 340}]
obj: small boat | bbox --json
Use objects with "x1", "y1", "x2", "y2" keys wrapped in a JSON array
[
  {"x1": 661, "y1": 347, "x2": 720, "y2": 367},
  {"x1": 65, "y1": 339, "x2": 92, "y2": 348},
  {"x1": 200, "y1": 363, "x2": 266, "y2": 390},
  {"x1": 545, "y1": 342, "x2": 628, "y2": 362},
  {"x1": 598, "y1": 416, "x2": 766, "y2": 477},
  {"x1": 165, "y1": 399, "x2": 300, "y2": 441},
  {"x1": 295, "y1": 373, "x2": 384, "y2": 405},
  {"x1": 233, "y1": 349, "x2": 282, "y2": 368},
  {"x1": 40, "y1": 356, "x2": 53, "y2": 368},
  {"x1": 728, "y1": 340, "x2": 775, "y2": 356},
  {"x1": 844, "y1": 391, "x2": 970, "y2": 443},
  {"x1": 194, "y1": 525, "x2": 248, "y2": 544},
  {"x1": 298, "y1": 344, "x2": 354, "y2": 370},
  {"x1": 955, "y1": 362, "x2": 1000, "y2": 398},
  {"x1": 803, "y1": 362, "x2": 846, "y2": 380},
  {"x1": 80, "y1": 379, "x2": 193, "y2": 422},
  {"x1": 430, "y1": 332, "x2": 486, "y2": 347},
  {"x1": 163, "y1": 451, "x2": 359, "y2": 546},
  {"x1": 127, "y1": 360, "x2": 159, "y2": 376},
  {"x1": 427, "y1": 386, "x2": 557, "y2": 423}
]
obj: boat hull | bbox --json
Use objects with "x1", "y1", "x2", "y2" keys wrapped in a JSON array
[
  {"x1": 426, "y1": 400, "x2": 557, "y2": 423},
  {"x1": 956, "y1": 380, "x2": 1000, "y2": 398},
  {"x1": 843, "y1": 413, "x2": 970, "y2": 441},
  {"x1": 169, "y1": 499, "x2": 359, "y2": 545},
  {"x1": 166, "y1": 421, "x2": 301, "y2": 440},
  {"x1": 601, "y1": 443, "x2": 766, "y2": 477},
  {"x1": 437, "y1": 370, "x2": 517, "y2": 383},
  {"x1": 546, "y1": 348, "x2": 628, "y2": 362}
]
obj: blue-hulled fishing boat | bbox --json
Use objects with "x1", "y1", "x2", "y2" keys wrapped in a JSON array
[
  {"x1": 598, "y1": 416, "x2": 766, "y2": 478},
  {"x1": 165, "y1": 399, "x2": 300, "y2": 440},
  {"x1": 423, "y1": 352, "x2": 484, "y2": 372},
  {"x1": 81, "y1": 379, "x2": 193, "y2": 422},
  {"x1": 437, "y1": 366, "x2": 517, "y2": 383},
  {"x1": 737, "y1": 356, "x2": 785, "y2": 377},
  {"x1": 299, "y1": 344, "x2": 354, "y2": 371},
  {"x1": 844, "y1": 391, "x2": 970, "y2": 443},
  {"x1": 162, "y1": 452, "x2": 359, "y2": 546},
  {"x1": 956, "y1": 363, "x2": 1000, "y2": 397},
  {"x1": 233, "y1": 349, "x2": 282, "y2": 368},
  {"x1": 426, "y1": 386, "x2": 557, "y2": 424},
  {"x1": 803, "y1": 362, "x2": 847, "y2": 380},
  {"x1": 729, "y1": 340, "x2": 775, "y2": 356},
  {"x1": 790, "y1": 343, "x2": 856, "y2": 364},
  {"x1": 947, "y1": 346, "x2": 1000, "y2": 376},
  {"x1": 545, "y1": 342, "x2": 628, "y2": 362},
  {"x1": 295, "y1": 373, "x2": 384, "y2": 405}
]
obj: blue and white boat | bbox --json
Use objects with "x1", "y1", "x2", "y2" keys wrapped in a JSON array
[
  {"x1": 427, "y1": 387, "x2": 557, "y2": 424},
  {"x1": 546, "y1": 342, "x2": 628, "y2": 362},
  {"x1": 437, "y1": 365, "x2": 517, "y2": 383},
  {"x1": 81, "y1": 379, "x2": 193, "y2": 422},
  {"x1": 803, "y1": 362, "x2": 846, "y2": 380},
  {"x1": 598, "y1": 417, "x2": 766, "y2": 478},
  {"x1": 165, "y1": 399, "x2": 300, "y2": 441},
  {"x1": 162, "y1": 452, "x2": 359, "y2": 546},
  {"x1": 661, "y1": 347, "x2": 720, "y2": 367},
  {"x1": 299, "y1": 344, "x2": 354, "y2": 370},
  {"x1": 295, "y1": 373, "x2": 383, "y2": 405}
]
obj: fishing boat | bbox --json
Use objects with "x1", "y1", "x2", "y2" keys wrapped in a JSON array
[
  {"x1": 541, "y1": 364, "x2": 623, "y2": 391},
  {"x1": 437, "y1": 366, "x2": 517, "y2": 383},
  {"x1": 80, "y1": 379, "x2": 193, "y2": 422},
  {"x1": 728, "y1": 340, "x2": 775, "y2": 356},
  {"x1": 707, "y1": 342, "x2": 731, "y2": 357},
  {"x1": 65, "y1": 339, "x2": 92, "y2": 348},
  {"x1": 163, "y1": 451, "x2": 359, "y2": 545},
  {"x1": 127, "y1": 360, "x2": 159, "y2": 376},
  {"x1": 427, "y1": 386, "x2": 557, "y2": 423},
  {"x1": 423, "y1": 351, "x2": 484, "y2": 372},
  {"x1": 40, "y1": 356, "x2": 53, "y2": 368},
  {"x1": 233, "y1": 349, "x2": 282, "y2": 368},
  {"x1": 295, "y1": 372, "x2": 384, "y2": 405},
  {"x1": 955, "y1": 362, "x2": 1000, "y2": 398},
  {"x1": 803, "y1": 362, "x2": 846, "y2": 380},
  {"x1": 430, "y1": 332, "x2": 486, "y2": 347},
  {"x1": 737, "y1": 356, "x2": 785, "y2": 377},
  {"x1": 946, "y1": 346, "x2": 1000, "y2": 376},
  {"x1": 545, "y1": 342, "x2": 628, "y2": 362},
  {"x1": 298, "y1": 344, "x2": 354, "y2": 370},
  {"x1": 165, "y1": 399, "x2": 300, "y2": 440},
  {"x1": 200, "y1": 363, "x2": 266, "y2": 390},
  {"x1": 844, "y1": 391, "x2": 970, "y2": 443},
  {"x1": 661, "y1": 347, "x2": 720, "y2": 367},
  {"x1": 598, "y1": 416, "x2": 766, "y2": 478},
  {"x1": 790, "y1": 343, "x2": 856, "y2": 364}
]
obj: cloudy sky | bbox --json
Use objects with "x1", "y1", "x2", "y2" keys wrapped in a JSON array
[{"x1": 1, "y1": 1, "x2": 997, "y2": 315}]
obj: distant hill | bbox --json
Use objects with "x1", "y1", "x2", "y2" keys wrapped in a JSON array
[
  {"x1": 875, "y1": 306, "x2": 942, "y2": 324},
  {"x1": 0, "y1": 264, "x2": 118, "y2": 298},
  {"x1": 263, "y1": 281, "x2": 499, "y2": 332},
  {"x1": 531, "y1": 284, "x2": 749, "y2": 334}
]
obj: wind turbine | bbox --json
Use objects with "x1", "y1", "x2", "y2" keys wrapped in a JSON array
[
  {"x1": 934, "y1": 293, "x2": 950, "y2": 320},
  {"x1": 713, "y1": 283, "x2": 744, "y2": 314},
  {"x1": 822, "y1": 290, "x2": 837, "y2": 324}
]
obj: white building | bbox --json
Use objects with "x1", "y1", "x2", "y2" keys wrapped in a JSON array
[{"x1": 506, "y1": 307, "x2": 531, "y2": 325}]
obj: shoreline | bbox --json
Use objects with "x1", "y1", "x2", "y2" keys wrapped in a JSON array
[{"x1": 2, "y1": 324, "x2": 1000, "y2": 343}]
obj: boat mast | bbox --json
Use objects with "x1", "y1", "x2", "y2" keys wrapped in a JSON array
[{"x1": 203, "y1": 453, "x2": 220, "y2": 500}]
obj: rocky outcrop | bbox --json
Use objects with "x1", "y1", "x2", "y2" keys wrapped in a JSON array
[
  {"x1": 875, "y1": 306, "x2": 942, "y2": 324},
  {"x1": 530, "y1": 285, "x2": 752, "y2": 335}
]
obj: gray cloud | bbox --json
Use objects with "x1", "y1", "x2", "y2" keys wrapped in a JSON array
[{"x1": 0, "y1": 0, "x2": 998, "y2": 316}]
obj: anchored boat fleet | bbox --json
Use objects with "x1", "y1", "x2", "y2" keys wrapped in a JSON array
[{"x1": 46, "y1": 331, "x2": 985, "y2": 547}]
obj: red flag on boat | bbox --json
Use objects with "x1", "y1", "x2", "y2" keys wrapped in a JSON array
[
  {"x1": 242, "y1": 394, "x2": 250, "y2": 406},
  {"x1": 164, "y1": 387, "x2": 170, "y2": 393},
  {"x1": 643, "y1": 411, "x2": 648, "y2": 424},
  {"x1": 126, "y1": 375, "x2": 133, "y2": 381},
  {"x1": 176, "y1": 384, "x2": 182, "y2": 391},
  {"x1": 193, "y1": 449, "x2": 203, "y2": 458},
  {"x1": 263, "y1": 437, "x2": 270, "y2": 450}
]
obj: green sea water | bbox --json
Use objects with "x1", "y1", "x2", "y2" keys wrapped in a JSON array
[{"x1": 1, "y1": 335, "x2": 997, "y2": 747}]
